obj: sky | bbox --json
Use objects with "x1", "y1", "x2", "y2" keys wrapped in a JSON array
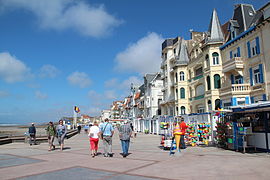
[{"x1": 0, "y1": 0, "x2": 269, "y2": 124}]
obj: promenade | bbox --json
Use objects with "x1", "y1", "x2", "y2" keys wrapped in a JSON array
[{"x1": 0, "y1": 132, "x2": 270, "y2": 180}]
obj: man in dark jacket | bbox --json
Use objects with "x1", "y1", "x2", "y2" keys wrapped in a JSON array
[
  {"x1": 119, "y1": 121, "x2": 132, "y2": 158},
  {"x1": 29, "y1": 123, "x2": 37, "y2": 145}
]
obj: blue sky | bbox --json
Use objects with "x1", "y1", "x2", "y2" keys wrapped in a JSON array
[{"x1": 0, "y1": 0, "x2": 268, "y2": 124}]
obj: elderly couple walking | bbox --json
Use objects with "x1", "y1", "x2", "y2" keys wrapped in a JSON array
[{"x1": 88, "y1": 119, "x2": 132, "y2": 158}]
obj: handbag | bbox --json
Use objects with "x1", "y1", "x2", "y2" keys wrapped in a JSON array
[{"x1": 100, "y1": 123, "x2": 108, "y2": 139}]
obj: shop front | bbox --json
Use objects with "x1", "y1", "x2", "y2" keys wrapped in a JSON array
[{"x1": 217, "y1": 102, "x2": 270, "y2": 153}]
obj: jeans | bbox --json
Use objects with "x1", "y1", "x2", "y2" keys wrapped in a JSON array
[
  {"x1": 121, "y1": 140, "x2": 130, "y2": 155},
  {"x1": 180, "y1": 135, "x2": 186, "y2": 149},
  {"x1": 103, "y1": 136, "x2": 112, "y2": 156}
]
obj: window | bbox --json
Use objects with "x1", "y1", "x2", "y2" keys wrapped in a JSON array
[
  {"x1": 214, "y1": 74, "x2": 221, "y2": 89},
  {"x1": 180, "y1": 71, "x2": 184, "y2": 81},
  {"x1": 212, "y1": 52, "x2": 219, "y2": 65},
  {"x1": 196, "y1": 84, "x2": 205, "y2": 96},
  {"x1": 207, "y1": 76, "x2": 211, "y2": 90},
  {"x1": 235, "y1": 75, "x2": 243, "y2": 84},
  {"x1": 175, "y1": 73, "x2": 178, "y2": 83},
  {"x1": 205, "y1": 54, "x2": 209, "y2": 67},
  {"x1": 254, "y1": 68, "x2": 261, "y2": 84},
  {"x1": 208, "y1": 100, "x2": 212, "y2": 111},
  {"x1": 251, "y1": 39, "x2": 257, "y2": 57},
  {"x1": 248, "y1": 37, "x2": 260, "y2": 58},
  {"x1": 175, "y1": 89, "x2": 178, "y2": 99},
  {"x1": 180, "y1": 88, "x2": 185, "y2": 99},
  {"x1": 164, "y1": 53, "x2": 167, "y2": 60},
  {"x1": 197, "y1": 106, "x2": 205, "y2": 113},
  {"x1": 250, "y1": 64, "x2": 264, "y2": 85},
  {"x1": 180, "y1": 106, "x2": 186, "y2": 115},
  {"x1": 215, "y1": 99, "x2": 221, "y2": 110},
  {"x1": 195, "y1": 67, "x2": 203, "y2": 76}
]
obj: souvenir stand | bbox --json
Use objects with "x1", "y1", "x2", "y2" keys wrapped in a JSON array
[
  {"x1": 231, "y1": 102, "x2": 270, "y2": 153},
  {"x1": 216, "y1": 102, "x2": 270, "y2": 153},
  {"x1": 159, "y1": 116, "x2": 174, "y2": 150},
  {"x1": 185, "y1": 113, "x2": 211, "y2": 146}
]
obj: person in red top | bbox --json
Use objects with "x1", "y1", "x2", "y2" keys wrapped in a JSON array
[{"x1": 180, "y1": 118, "x2": 188, "y2": 149}]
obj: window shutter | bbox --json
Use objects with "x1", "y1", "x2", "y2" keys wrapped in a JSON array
[
  {"x1": 245, "y1": 97, "x2": 250, "y2": 104},
  {"x1": 237, "y1": 47, "x2": 241, "y2": 57},
  {"x1": 250, "y1": 97, "x2": 254, "y2": 103},
  {"x1": 230, "y1": 51, "x2": 233, "y2": 59},
  {"x1": 231, "y1": 97, "x2": 237, "y2": 106},
  {"x1": 249, "y1": 68, "x2": 253, "y2": 86},
  {"x1": 231, "y1": 74, "x2": 234, "y2": 84},
  {"x1": 262, "y1": 94, "x2": 267, "y2": 101},
  {"x1": 247, "y1": 41, "x2": 251, "y2": 58},
  {"x1": 256, "y1": 37, "x2": 260, "y2": 54},
  {"x1": 259, "y1": 64, "x2": 264, "y2": 83},
  {"x1": 220, "y1": 100, "x2": 223, "y2": 108}
]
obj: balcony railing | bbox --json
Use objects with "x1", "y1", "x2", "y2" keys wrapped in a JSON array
[
  {"x1": 194, "y1": 94, "x2": 205, "y2": 100},
  {"x1": 222, "y1": 57, "x2": 244, "y2": 73},
  {"x1": 221, "y1": 83, "x2": 250, "y2": 96},
  {"x1": 188, "y1": 74, "x2": 203, "y2": 82},
  {"x1": 193, "y1": 74, "x2": 203, "y2": 81}
]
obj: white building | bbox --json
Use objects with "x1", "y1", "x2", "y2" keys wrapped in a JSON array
[
  {"x1": 144, "y1": 73, "x2": 163, "y2": 134},
  {"x1": 101, "y1": 110, "x2": 111, "y2": 121}
]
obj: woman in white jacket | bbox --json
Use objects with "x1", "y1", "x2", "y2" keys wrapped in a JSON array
[{"x1": 88, "y1": 121, "x2": 100, "y2": 157}]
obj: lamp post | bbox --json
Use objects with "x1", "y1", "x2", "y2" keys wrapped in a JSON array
[{"x1": 130, "y1": 83, "x2": 136, "y2": 128}]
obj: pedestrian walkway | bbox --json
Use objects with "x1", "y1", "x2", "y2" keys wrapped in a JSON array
[{"x1": 0, "y1": 132, "x2": 270, "y2": 180}]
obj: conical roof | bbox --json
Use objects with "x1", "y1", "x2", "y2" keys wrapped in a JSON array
[
  {"x1": 175, "y1": 38, "x2": 189, "y2": 65},
  {"x1": 208, "y1": 9, "x2": 224, "y2": 42}
]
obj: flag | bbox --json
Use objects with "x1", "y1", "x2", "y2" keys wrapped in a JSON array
[{"x1": 74, "y1": 106, "x2": 80, "y2": 113}]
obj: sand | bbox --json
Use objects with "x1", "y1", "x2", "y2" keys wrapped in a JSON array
[{"x1": 0, "y1": 126, "x2": 48, "y2": 137}]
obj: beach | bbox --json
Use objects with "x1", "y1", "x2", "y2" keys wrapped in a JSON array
[{"x1": 0, "y1": 125, "x2": 48, "y2": 137}]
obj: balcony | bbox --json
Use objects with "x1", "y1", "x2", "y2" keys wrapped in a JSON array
[
  {"x1": 188, "y1": 74, "x2": 203, "y2": 82},
  {"x1": 222, "y1": 57, "x2": 244, "y2": 73},
  {"x1": 193, "y1": 74, "x2": 203, "y2": 81},
  {"x1": 220, "y1": 83, "x2": 250, "y2": 96},
  {"x1": 194, "y1": 94, "x2": 205, "y2": 100}
]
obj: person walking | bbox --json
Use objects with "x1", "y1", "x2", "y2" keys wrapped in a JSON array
[
  {"x1": 56, "y1": 120, "x2": 67, "y2": 151},
  {"x1": 88, "y1": 121, "x2": 100, "y2": 158},
  {"x1": 77, "y1": 125, "x2": 82, "y2": 134},
  {"x1": 119, "y1": 121, "x2": 132, "y2": 158},
  {"x1": 46, "y1": 121, "x2": 56, "y2": 151},
  {"x1": 28, "y1": 123, "x2": 37, "y2": 145},
  {"x1": 100, "y1": 118, "x2": 114, "y2": 157},
  {"x1": 180, "y1": 118, "x2": 188, "y2": 149}
]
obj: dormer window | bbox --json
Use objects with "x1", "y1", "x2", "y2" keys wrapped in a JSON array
[{"x1": 212, "y1": 52, "x2": 219, "y2": 65}]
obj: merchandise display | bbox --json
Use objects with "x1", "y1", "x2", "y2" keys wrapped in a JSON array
[{"x1": 185, "y1": 123, "x2": 211, "y2": 146}]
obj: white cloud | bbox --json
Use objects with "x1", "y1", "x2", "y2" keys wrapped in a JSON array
[
  {"x1": 39, "y1": 64, "x2": 60, "y2": 78},
  {"x1": 120, "y1": 76, "x2": 143, "y2": 90},
  {"x1": 115, "y1": 32, "x2": 164, "y2": 75},
  {"x1": 0, "y1": 0, "x2": 122, "y2": 38},
  {"x1": 104, "y1": 76, "x2": 143, "y2": 91},
  {"x1": 0, "y1": 52, "x2": 32, "y2": 83},
  {"x1": 87, "y1": 107, "x2": 102, "y2": 116},
  {"x1": 104, "y1": 78, "x2": 118, "y2": 88},
  {"x1": 0, "y1": 90, "x2": 10, "y2": 98},
  {"x1": 35, "y1": 90, "x2": 48, "y2": 100},
  {"x1": 104, "y1": 90, "x2": 117, "y2": 100},
  {"x1": 67, "y1": 71, "x2": 91, "y2": 88}
]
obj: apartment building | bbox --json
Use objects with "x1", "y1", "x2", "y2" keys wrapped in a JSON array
[
  {"x1": 161, "y1": 9, "x2": 224, "y2": 116},
  {"x1": 220, "y1": 3, "x2": 270, "y2": 108}
]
